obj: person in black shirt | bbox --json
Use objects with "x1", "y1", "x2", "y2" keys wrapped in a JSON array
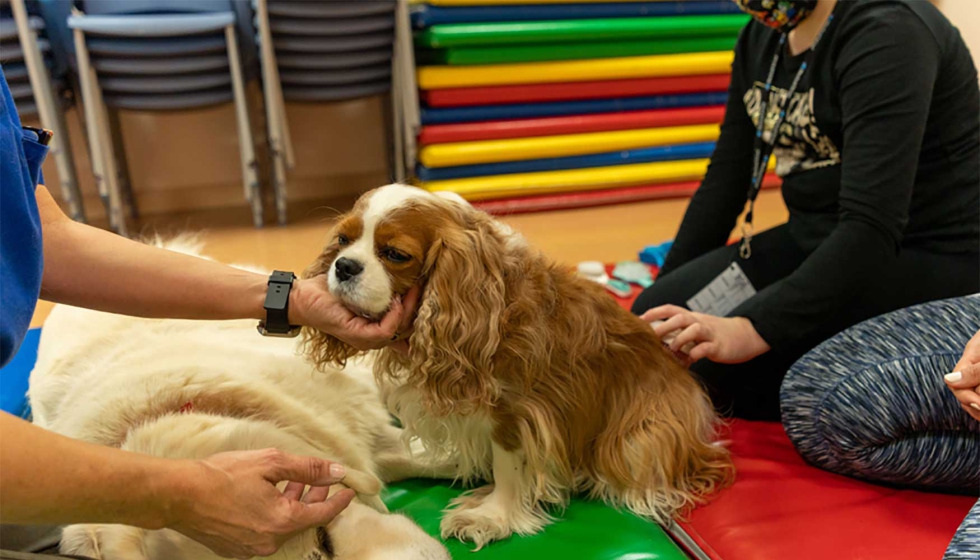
[{"x1": 632, "y1": 0, "x2": 980, "y2": 421}]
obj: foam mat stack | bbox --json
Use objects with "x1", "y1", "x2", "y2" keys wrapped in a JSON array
[{"x1": 403, "y1": 0, "x2": 780, "y2": 214}]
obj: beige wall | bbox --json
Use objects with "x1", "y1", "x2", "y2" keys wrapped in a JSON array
[
  {"x1": 937, "y1": 0, "x2": 980, "y2": 65},
  {"x1": 36, "y1": 88, "x2": 390, "y2": 224}
]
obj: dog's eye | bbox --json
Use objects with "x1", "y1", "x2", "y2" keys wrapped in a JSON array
[
  {"x1": 337, "y1": 234, "x2": 350, "y2": 246},
  {"x1": 381, "y1": 247, "x2": 411, "y2": 263}
]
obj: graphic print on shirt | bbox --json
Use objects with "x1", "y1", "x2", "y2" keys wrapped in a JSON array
[{"x1": 743, "y1": 82, "x2": 840, "y2": 177}]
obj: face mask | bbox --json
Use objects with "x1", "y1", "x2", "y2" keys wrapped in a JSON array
[{"x1": 734, "y1": 0, "x2": 818, "y2": 33}]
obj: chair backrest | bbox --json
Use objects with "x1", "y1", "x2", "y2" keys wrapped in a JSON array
[
  {"x1": 71, "y1": 0, "x2": 258, "y2": 78},
  {"x1": 83, "y1": 0, "x2": 234, "y2": 15}
]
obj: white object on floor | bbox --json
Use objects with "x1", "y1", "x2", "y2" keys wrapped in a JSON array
[{"x1": 577, "y1": 260, "x2": 609, "y2": 285}]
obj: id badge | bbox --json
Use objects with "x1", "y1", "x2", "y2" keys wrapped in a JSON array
[{"x1": 686, "y1": 262, "x2": 756, "y2": 317}]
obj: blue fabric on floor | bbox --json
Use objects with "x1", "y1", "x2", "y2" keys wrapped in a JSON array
[{"x1": 0, "y1": 327, "x2": 40, "y2": 418}]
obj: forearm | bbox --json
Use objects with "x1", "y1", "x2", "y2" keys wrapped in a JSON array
[
  {"x1": 739, "y1": 220, "x2": 893, "y2": 348},
  {"x1": 37, "y1": 186, "x2": 266, "y2": 322},
  {"x1": 0, "y1": 412, "x2": 192, "y2": 527}
]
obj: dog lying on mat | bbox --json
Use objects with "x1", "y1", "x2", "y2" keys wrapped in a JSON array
[
  {"x1": 303, "y1": 184, "x2": 734, "y2": 548},
  {"x1": 27, "y1": 240, "x2": 450, "y2": 560}
]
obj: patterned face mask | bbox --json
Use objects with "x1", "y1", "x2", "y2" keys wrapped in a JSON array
[{"x1": 734, "y1": 0, "x2": 818, "y2": 33}]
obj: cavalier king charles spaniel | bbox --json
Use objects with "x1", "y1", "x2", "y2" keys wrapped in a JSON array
[{"x1": 303, "y1": 184, "x2": 733, "y2": 548}]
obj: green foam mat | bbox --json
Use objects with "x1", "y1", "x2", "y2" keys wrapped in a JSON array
[
  {"x1": 416, "y1": 13, "x2": 749, "y2": 48},
  {"x1": 424, "y1": 35, "x2": 738, "y2": 66},
  {"x1": 383, "y1": 478, "x2": 688, "y2": 559}
]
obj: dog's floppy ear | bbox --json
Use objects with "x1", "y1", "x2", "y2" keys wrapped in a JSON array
[
  {"x1": 408, "y1": 214, "x2": 506, "y2": 415},
  {"x1": 301, "y1": 245, "x2": 361, "y2": 369}
]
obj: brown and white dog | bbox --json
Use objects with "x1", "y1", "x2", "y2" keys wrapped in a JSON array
[
  {"x1": 28, "y1": 239, "x2": 451, "y2": 560},
  {"x1": 303, "y1": 185, "x2": 733, "y2": 548}
]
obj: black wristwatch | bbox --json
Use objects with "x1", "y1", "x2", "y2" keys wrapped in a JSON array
[{"x1": 257, "y1": 271, "x2": 301, "y2": 338}]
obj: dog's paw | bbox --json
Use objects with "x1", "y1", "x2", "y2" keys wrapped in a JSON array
[{"x1": 440, "y1": 499, "x2": 512, "y2": 550}]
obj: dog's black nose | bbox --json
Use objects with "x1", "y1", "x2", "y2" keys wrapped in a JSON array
[{"x1": 334, "y1": 257, "x2": 364, "y2": 282}]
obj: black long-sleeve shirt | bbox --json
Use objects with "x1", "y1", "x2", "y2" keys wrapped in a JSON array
[{"x1": 660, "y1": 0, "x2": 979, "y2": 349}]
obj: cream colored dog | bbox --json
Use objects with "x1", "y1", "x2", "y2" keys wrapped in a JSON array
[{"x1": 27, "y1": 240, "x2": 451, "y2": 560}]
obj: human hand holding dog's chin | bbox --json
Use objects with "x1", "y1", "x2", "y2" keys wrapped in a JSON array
[
  {"x1": 167, "y1": 449, "x2": 355, "y2": 559},
  {"x1": 289, "y1": 276, "x2": 421, "y2": 351},
  {"x1": 642, "y1": 305, "x2": 770, "y2": 364}
]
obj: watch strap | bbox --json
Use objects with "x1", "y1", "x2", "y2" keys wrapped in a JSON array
[{"x1": 262, "y1": 271, "x2": 298, "y2": 335}]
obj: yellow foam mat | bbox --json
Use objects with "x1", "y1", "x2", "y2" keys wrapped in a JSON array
[
  {"x1": 422, "y1": 159, "x2": 707, "y2": 200},
  {"x1": 420, "y1": 157, "x2": 776, "y2": 200},
  {"x1": 417, "y1": 51, "x2": 735, "y2": 89},
  {"x1": 419, "y1": 124, "x2": 720, "y2": 168}
]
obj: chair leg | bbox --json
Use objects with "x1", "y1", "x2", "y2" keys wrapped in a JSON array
[
  {"x1": 395, "y1": 0, "x2": 420, "y2": 179},
  {"x1": 256, "y1": 0, "x2": 289, "y2": 225},
  {"x1": 73, "y1": 25, "x2": 126, "y2": 235},
  {"x1": 107, "y1": 109, "x2": 138, "y2": 220},
  {"x1": 390, "y1": 37, "x2": 406, "y2": 183},
  {"x1": 91, "y1": 71, "x2": 127, "y2": 237},
  {"x1": 224, "y1": 24, "x2": 263, "y2": 228},
  {"x1": 11, "y1": 0, "x2": 86, "y2": 222}
]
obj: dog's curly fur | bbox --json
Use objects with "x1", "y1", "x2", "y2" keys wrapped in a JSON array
[{"x1": 303, "y1": 185, "x2": 734, "y2": 548}]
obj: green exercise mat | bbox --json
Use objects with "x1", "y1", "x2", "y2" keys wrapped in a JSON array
[
  {"x1": 424, "y1": 35, "x2": 738, "y2": 66},
  {"x1": 416, "y1": 14, "x2": 749, "y2": 48},
  {"x1": 383, "y1": 478, "x2": 688, "y2": 559}
]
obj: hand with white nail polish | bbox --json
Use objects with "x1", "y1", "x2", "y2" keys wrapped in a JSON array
[{"x1": 944, "y1": 329, "x2": 980, "y2": 422}]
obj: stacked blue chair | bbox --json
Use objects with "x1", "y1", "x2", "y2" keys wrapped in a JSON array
[
  {"x1": 254, "y1": 0, "x2": 397, "y2": 225},
  {"x1": 1, "y1": 0, "x2": 85, "y2": 222},
  {"x1": 68, "y1": 0, "x2": 263, "y2": 235}
]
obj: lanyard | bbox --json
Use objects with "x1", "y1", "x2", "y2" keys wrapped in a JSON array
[{"x1": 739, "y1": 12, "x2": 835, "y2": 259}]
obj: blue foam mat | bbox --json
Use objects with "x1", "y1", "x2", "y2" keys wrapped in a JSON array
[
  {"x1": 0, "y1": 328, "x2": 40, "y2": 418},
  {"x1": 420, "y1": 91, "x2": 728, "y2": 125},
  {"x1": 411, "y1": 1, "x2": 742, "y2": 28},
  {"x1": 416, "y1": 141, "x2": 716, "y2": 181}
]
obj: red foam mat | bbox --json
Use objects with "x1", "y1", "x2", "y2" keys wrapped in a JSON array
[
  {"x1": 472, "y1": 174, "x2": 780, "y2": 216},
  {"x1": 673, "y1": 420, "x2": 973, "y2": 560},
  {"x1": 418, "y1": 105, "x2": 726, "y2": 145},
  {"x1": 607, "y1": 283, "x2": 972, "y2": 560},
  {"x1": 422, "y1": 74, "x2": 731, "y2": 108}
]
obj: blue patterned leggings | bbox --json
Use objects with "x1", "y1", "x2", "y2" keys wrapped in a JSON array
[{"x1": 780, "y1": 295, "x2": 980, "y2": 558}]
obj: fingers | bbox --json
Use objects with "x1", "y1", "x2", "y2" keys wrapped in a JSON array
[
  {"x1": 641, "y1": 304, "x2": 688, "y2": 323},
  {"x1": 670, "y1": 323, "x2": 706, "y2": 353},
  {"x1": 688, "y1": 342, "x2": 717, "y2": 363},
  {"x1": 960, "y1": 402, "x2": 980, "y2": 422},
  {"x1": 944, "y1": 363, "x2": 980, "y2": 390},
  {"x1": 301, "y1": 485, "x2": 331, "y2": 504},
  {"x1": 282, "y1": 481, "x2": 306, "y2": 502},
  {"x1": 292, "y1": 488, "x2": 356, "y2": 527},
  {"x1": 374, "y1": 297, "x2": 404, "y2": 340},
  {"x1": 654, "y1": 313, "x2": 696, "y2": 339},
  {"x1": 400, "y1": 285, "x2": 422, "y2": 331},
  {"x1": 263, "y1": 450, "x2": 347, "y2": 487},
  {"x1": 951, "y1": 387, "x2": 980, "y2": 413}
]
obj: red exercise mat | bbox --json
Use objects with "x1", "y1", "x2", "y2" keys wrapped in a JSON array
[
  {"x1": 672, "y1": 420, "x2": 973, "y2": 560},
  {"x1": 472, "y1": 174, "x2": 781, "y2": 216},
  {"x1": 419, "y1": 105, "x2": 726, "y2": 145},
  {"x1": 606, "y1": 276, "x2": 972, "y2": 560},
  {"x1": 422, "y1": 74, "x2": 731, "y2": 108}
]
